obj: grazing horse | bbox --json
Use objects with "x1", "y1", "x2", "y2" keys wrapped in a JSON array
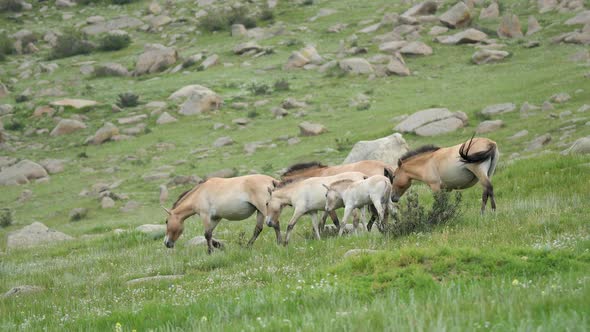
[
  {"x1": 390, "y1": 136, "x2": 499, "y2": 213},
  {"x1": 281, "y1": 160, "x2": 396, "y2": 228},
  {"x1": 324, "y1": 175, "x2": 392, "y2": 235},
  {"x1": 163, "y1": 174, "x2": 280, "y2": 254},
  {"x1": 265, "y1": 172, "x2": 367, "y2": 245}
]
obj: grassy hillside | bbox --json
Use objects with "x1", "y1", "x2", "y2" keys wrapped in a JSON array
[{"x1": 1, "y1": 0, "x2": 589, "y2": 330}]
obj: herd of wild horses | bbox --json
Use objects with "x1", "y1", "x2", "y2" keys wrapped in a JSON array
[{"x1": 162, "y1": 136, "x2": 499, "y2": 253}]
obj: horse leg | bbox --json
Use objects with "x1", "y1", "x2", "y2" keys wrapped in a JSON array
[
  {"x1": 328, "y1": 210, "x2": 340, "y2": 228},
  {"x1": 351, "y1": 209, "x2": 360, "y2": 234},
  {"x1": 247, "y1": 211, "x2": 265, "y2": 247},
  {"x1": 366, "y1": 204, "x2": 378, "y2": 232},
  {"x1": 466, "y1": 164, "x2": 495, "y2": 214},
  {"x1": 203, "y1": 215, "x2": 221, "y2": 254},
  {"x1": 284, "y1": 209, "x2": 305, "y2": 246},
  {"x1": 310, "y1": 212, "x2": 321, "y2": 240},
  {"x1": 371, "y1": 195, "x2": 386, "y2": 231},
  {"x1": 338, "y1": 206, "x2": 354, "y2": 237}
]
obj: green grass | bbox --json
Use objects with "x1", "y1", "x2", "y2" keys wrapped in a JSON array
[{"x1": 1, "y1": 0, "x2": 590, "y2": 330}]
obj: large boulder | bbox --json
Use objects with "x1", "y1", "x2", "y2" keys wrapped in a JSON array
[
  {"x1": 0, "y1": 160, "x2": 48, "y2": 186},
  {"x1": 7, "y1": 222, "x2": 73, "y2": 249},
  {"x1": 82, "y1": 16, "x2": 143, "y2": 35},
  {"x1": 497, "y1": 14, "x2": 523, "y2": 39},
  {"x1": 561, "y1": 136, "x2": 590, "y2": 155},
  {"x1": 343, "y1": 133, "x2": 409, "y2": 165},
  {"x1": 565, "y1": 10, "x2": 590, "y2": 26},
  {"x1": 472, "y1": 49, "x2": 509, "y2": 64},
  {"x1": 95, "y1": 63, "x2": 130, "y2": 77},
  {"x1": 50, "y1": 119, "x2": 87, "y2": 136},
  {"x1": 136, "y1": 224, "x2": 166, "y2": 239},
  {"x1": 169, "y1": 85, "x2": 222, "y2": 115},
  {"x1": 439, "y1": 2, "x2": 471, "y2": 29},
  {"x1": 339, "y1": 58, "x2": 374, "y2": 75},
  {"x1": 135, "y1": 44, "x2": 178, "y2": 75},
  {"x1": 394, "y1": 108, "x2": 468, "y2": 136},
  {"x1": 285, "y1": 45, "x2": 322, "y2": 69},
  {"x1": 400, "y1": 41, "x2": 433, "y2": 56},
  {"x1": 435, "y1": 28, "x2": 487, "y2": 45},
  {"x1": 415, "y1": 117, "x2": 466, "y2": 136}
]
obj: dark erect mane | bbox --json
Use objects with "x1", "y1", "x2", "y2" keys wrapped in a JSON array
[
  {"x1": 400, "y1": 145, "x2": 440, "y2": 161},
  {"x1": 281, "y1": 161, "x2": 327, "y2": 177},
  {"x1": 274, "y1": 178, "x2": 299, "y2": 190},
  {"x1": 171, "y1": 180, "x2": 207, "y2": 209}
]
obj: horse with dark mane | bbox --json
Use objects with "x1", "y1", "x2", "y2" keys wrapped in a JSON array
[{"x1": 391, "y1": 136, "x2": 499, "y2": 213}]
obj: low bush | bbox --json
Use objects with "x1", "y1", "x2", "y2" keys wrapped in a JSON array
[
  {"x1": 116, "y1": 92, "x2": 140, "y2": 108},
  {"x1": 0, "y1": 0, "x2": 25, "y2": 12},
  {"x1": 50, "y1": 30, "x2": 94, "y2": 59},
  {"x1": 199, "y1": 7, "x2": 257, "y2": 32},
  {"x1": 98, "y1": 33, "x2": 131, "y2": 51},
  {"x1": 0, "y1": 33, "x2": 13, "y2": 61},
  {"x1": 248, "y1": 82, "x2": 271, "y2": 96},
  {"x1": 0, "y1": 208, "x2": 12, "y2": 228},
  {"x1": 273, "y1": 78, "x2": 290, "y2": 92}
]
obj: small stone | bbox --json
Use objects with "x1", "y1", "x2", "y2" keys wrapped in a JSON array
[
  {"x1": 213, "y1": 136, "x2": 234, "y2": 147},
  {"x1": 550, "y1": 93, "x2": 571, "y2": 104},
  {"x1": 299, "y1": 121, "x2": 327, "y2": 136},
  {"x1": 156, "y1": 112, "x2": 177, "y2": 125},
  {"x1": 526, "y1": 134, "x2": 552, "y2": 151},
  {"x1": 101, "y1": 197, "x2": 115, "y2": 209}
]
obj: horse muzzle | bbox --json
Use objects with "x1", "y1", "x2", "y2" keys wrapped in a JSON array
[
  {"x1": 265, "y1": 217, "x2": 274, "y2": 227},
  {"x1": 391, "y1": 196, "x2": 400, "y2": 203},
  {"x1": 164, "y1": 237, "x2": 175, "y2": 248}
]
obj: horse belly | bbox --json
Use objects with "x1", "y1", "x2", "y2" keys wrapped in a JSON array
[
  {"x1": 440, "y1": 167, "x2": 477, "y2": 190},
  {"x1": 213, "y1": 201, "x2": 256, "y2": 221}
]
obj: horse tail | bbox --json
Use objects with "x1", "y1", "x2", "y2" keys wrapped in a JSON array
[
  {"x1": 383, "y1": 166, "x2": 395, "y2": 184},
  {"x1": 459, "y1": 134, "x2": 495, "y2": 164},
  {"x1": 487, "y1": 144, "x2": 499, "y2": 179}
]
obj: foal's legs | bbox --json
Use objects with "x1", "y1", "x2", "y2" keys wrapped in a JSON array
[
  {"x1": 247, "y1": 211, "x2": 265, "y2": 247},
  {"x1": 310, "y1": 212, "x2": 321, "y2": 240},
  {"x1": 338, "y1": 206, "x2": 354, "y2": 237},
  {"x1": 284, "y1": 208, "x2": 306, "y2": 246},
  {"x1": 319, "y1": 210, "x2": 340, "y2": 231}
]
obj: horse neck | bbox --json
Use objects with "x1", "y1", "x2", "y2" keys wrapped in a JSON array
[
  {"x1": 332, "y1": 181, "x2": 353, "y2": 195},
  {"x1": 272, "y1": 185, "x2": 296, "y2": 203},
  {"x1": 402, "y1": 154, "x2": 435, "y2": 182},
  {"x1": 171, "y1": 190, "x2": 200, "y2": 220}
]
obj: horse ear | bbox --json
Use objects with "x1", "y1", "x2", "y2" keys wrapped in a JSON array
[
  {"x1": 161, "y1": 206, "x2": 171, "y2": 215},
  {"x1": 322, "y1": 184, "x2": 330, "y2": 190},
  {"x1": 397, "y1": 159, "x2": 402, "y2": 168},
  {"x1": 267, "y1": 187, "x2": 273, "y2": 196},
  {"x1": 272, "y1": 179, "x2": 280, "y2": 188}
]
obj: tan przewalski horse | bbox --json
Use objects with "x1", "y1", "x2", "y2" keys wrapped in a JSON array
[
  {"x1": 391, "y1": 136, "x2": 499, "y2": 213},
  {"x1": 163, "y1": 174, "x2": 280, "y2": 253},
  {"x1": 281, "y1": 160, "x2": 396, "y2": 228},
  {"x1": 265, "y1": 172, "x2": 367, "y2": 245}
]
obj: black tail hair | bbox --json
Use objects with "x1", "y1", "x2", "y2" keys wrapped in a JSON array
[
  {"x1": 384, "y1": 167, "x2": 395, "y2": 184},
  {"x1": 459, "y1": 133, "x2": 495, "y2": 164}
]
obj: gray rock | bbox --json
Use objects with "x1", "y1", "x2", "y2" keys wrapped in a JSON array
[
  {"x1": 156, "y1": 112, "x2": 177, "y2": 125},
  {"x1": 136, "y1": 224, "x2": 166, "y2": 239},
  {"x1": 343, "y1": 249, "x2": 384, "y2": 258},
  {"x1": 69, "y1": 208, "x2": 88, "y2": 221},
  {"x1": 95, "y1": 63, "x2": 130, "y2": 77},
  {"x1": 126, "y1": 275, "x2": 183, "y2": 286},
  {"x1": 498, "y1": 14, "x2": 523, "y2": 39},
  {"x1": 50, "y1": 119, "x2": 87, "y2": 136},
  {"x1": 476, "y1": 120, "x2": 503, "y2": 134},
  {"x1": 150, "y1": 15, "x2": 172, "y2": 28},
  {"x1": 101, "y1": 196, "x2": 115, "y2": 209},
  {"x1": 565, "y1": 10, "x2": 590, "y2": 26},
  {"x1": 481, "y1": 103, "x2": 516, "y2": 116},
  {"x1": 472, "y1": 49, "x2": 509, "y2": 64},
  {"x1": 282, "y1": 98, "x2": 307, "y2": 109},
  {"x1": 429, "y1": 26, "x2": 449, "y2": 36},
  {"x1": 526, "y1": 134, "x2": 552, "y2": 151},
  {"x1": 400, "y1": 41, "x2": 432, "y2": 56},
  {"x1": 339, "y1": 58, "x2": 374, "y2": 75},
  {"x1": 402, "y1": 1, "x2": 437, "y2": 17},
  {"x1": 233, "y1": 41, "x2": 262, "y2": 55},
  {"x1": 435, "y1": 28, "x2": 487, "y2": 45},
  {"x1": 480, "y1": 2, "x2": 499, "y2": 19},
  {"x1": 394, "y1": 108, "x2": 454, "y2": 132},
  {"x1": 578, "y1": 104, "x2": 590, "y2": 113},
  {"x1": 50, "y1": 99, "x2": 98, "y2": 109},
  {"x1": 143, "y1": 172, "x2": 171, "y2": 181},
  {"x1": 206, "y1": 168, "x2": 237, "y2": 179},
  {"x1": 187, "y1": 235, "x2": 223, "y2": 246},
  {"x1": 82, "y1": 16, "x2": 143, "y2": 35},
  {"x1": 508, "y1": 130, "x2": 529, "y2": 140},
  {"x1": 343, "y1": 133, "x2": 409, "y2": 165},
  {"x1": 0, "y1": 82, "x2": 9, "y2": 98},
  {"x1": 2, "y1": 285, "x2": 44, "y2": 298},
  {"x1": 299, "y1": 122, "x2": 327, "y2": 136},
  {"x1": 550, "y1": 93, "x2": 571, "y2": 104},
  {"x1": 200, "y1": 54, "x2": 219, "y2": 69},
  {"x1": 0, "y1": 156, "x2": 18, "y2": 169},
  {"x1": 117, "y1": 114, "x2": 147, "y2": 125},
  {"x1": 159, "y1": 185, "x2": 168, "y2": 204},
  {"x1": 213, "y1": 136, "x2": 234, "y2": 147},
  {"x1": 231, "y1": 24, "x2": 247, "y2": 37},
  {"x1": 526, "y1": 16, "x2": 542, "y2": 36},
  {"x1": 135, "y1": 44, "x2": 178, "y2": 75},
  {"x1": 0, "y1": 160, "x2": 48, "y2": 186},
  {"x1": 415, "y1": 117, "x2": 466, "y2": 136},
  {"x1": 88, "y1": 122, "x2": 119, "y2": 145},
  {"x1": 121, "y1": 200, "x2": 141, "y2": 213},
  {"x1": 542, "y1": 101, "x2": 554, "y2": 111},
  {"x1": 40, "y1": 159, "x2": 66, "y2": 174},
  {"x1": 561, "y1": 136, "x2": 590, "y2": 155},
  {"x1": 7, "y1": 222, "x2": 73, "y2": 248},
  {"x1": 169, "y1": 85, "x2": 221, "y2": 115},
  {"x1": 439, "y1": 2, "x2": 471, "y2": 28}
]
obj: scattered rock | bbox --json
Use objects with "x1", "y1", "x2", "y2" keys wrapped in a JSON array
[
  {"x1": 69, "y1": 208, "x2": 88, "y2": 221},
  {"x1": 386, "y1": 53, "x2": 411, "y2": 76},
  {"x1": 200, "y1": 54, "x2": 219, "y2": 69},
  {"x1": 233, "y1": 41, "x2": 263, "y2": 55},
  {"x1": 101, "y1": 196, "x2": 115, "y2": 209},
  {"x1": 148, "y1": 1, "x2": 162, "y2": 15},
  {"x1": 400, "y1": 41, "x2": 433, "y2": 56},
  {"x1": 2, "y1": 285, "x2": 44, "y2": 298},
  {"x1": 82, "y1": 16, "x2": 143, "y2": 35},
  {"x1": 50, "y1": 119, "x2": 87, "y2": 136},
  {"x1": 135, "y1": 44, "x2": 178, "y2": 75},
  {"x1": 0, "y1": 82, "x2": 9, "y2": 98},
  {"x1": 159, "y1": 185, "x2": 168, "y2": 204},
  {"x1": 95, "y1": 63, "x2": 130, "y2": 77},
  {"x1": 394, "y1": 108, "x2": 467, "y2": 136},
  {"x1": 550, "y1": 93, "x2": 571, "y2": 104},
  {"x1": 169, "y1": 85, "x2": 222, "y2": 115},
  {"x1": 50, "y1": 98, "x2": 98, "y2": 110},
  {"x1": 206, "y1": 168, "x2": 237, "y2": 179},
  {"x1": 121, "y1": 200, "x2": 141, "y2": 213},
  {"x1": 542, "y1": 101, "x2": 554, "y2": 111},
  {"x1": 282, "y1": 98, "x2": 307, "y2": 109},
  {"x1": 428, "y1": 26, "x2": 449, "y2": 36},
  {"x1": 135, "y1": 224, "x2": 166, "y2": 239},
  {"x1": 271, "y1": 107, "x2": 289, "y2": 118},
  {"x1": 6, "y1": 222, "x2": 73, "y2": 248},
  {"x1": 439, "y1": 2, "x2": 472, "y2": 29},
  {"x1": 285, "y1": 45, "x2": 322, "y2": 69},
  {"x1": 343, "y1": 133, "x2": 409, "y2": 165},
  {"x1": 187, "y1": 235, "x2": 223, "y2": 247},
  {"x1": 565, "y1": 10, "x2": 590, "y2": 26},
  {"x1": 402, "y1": 1, "x2": 438, "y2": 17},
  {"x1": 339, "y1": 58, "x2": 374, "y2": 74},
  {"x1": 436, "y1": 28, "x2": 487, "y2": 45},
  {"x1": 479, "y1": 2, "x2": 499, "y2": 20},
  {"x1": 213, "y1": 136, "x2": 234, "y2": 147},
  {"x1": 87, "y1": 122, "x2": 119, "y2": 145},
  {"x1": 481, "y1": 103, "x2": 516, "y2": 116},
  {"x1": 231, "y1": 24, "x2": 247, "y2": 37},
  {"x1": 117, "y1": 114, "x2": 147, "y2": 125},
  {"x1": 126, "y1": 275, "x2": 183, "y2": 286},
  {"x1": 578, "y1": 104, "x2": 590, "y2": 113},
  {"x1": 150, "y1": 15, "x2": 172, "y2": 28},
  {"x1": 299, "y1": 121, "x2": 327, "y2": 136},
  {"x1": 561, "y1": 136, "x2": 590, "y2": 155},
  {"x1": 526, "y1": 134, "x2": 552, "y2": 151},
  {"x1": 143, "y1": 172, "x2": 171, "y2": 181},
  {"x1": 40, "y1": 159, "x2": 66, "y2": 174},
  {"x1": 0, "y1": 160, "x2": 48, "y2": 186},
  {"x1": 472, "y1": 49, "x2": 509, "y2": 64},
  {"x1": 156, "y1": 112, "x2": 177, "y2": 125},
  {"x1": 526, "y1": 16, "x2": 542, "y2": 36},
  {"x1": 509, "y1": 129, "x2": 529, "y2": 140},
  {"x1": 497, "y1": 14, "x2": 523, "y2": 39},
  {"x1": 476, "y1": 120, "x2": 503, "y2": 134}
]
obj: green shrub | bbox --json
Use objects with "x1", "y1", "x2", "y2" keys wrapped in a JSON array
[
  {"x1": 0, "y1": 33, "x2": 14, "y2": 56},
  {"x1": 116, "y1": 92, "x2": 139, "y2": 108},
  {"x1": 199, "y1": 7, "x2": 257, "y2": 32},
  {"x1": 0, "y1": 208, "x2": 13, "y2": 228},
  {"x1": 227, "y1": 7, "x2": 257, "y2": 29},
  {"x1": 199, "y1": 11, "x2": 229, "y2": 32},
  {"x1": 259, "y1": 8, "x2": 274, "y2": 21},
  {"x1": 4, "y1": 119, "x2": 24, "y2": 131},
  {"x1": 247, "y1": 110, "x2": 259, "y2": 118},
  {"x1": 50, "y1": 30, "x2": 95, "y2": 59},
  {"x1": 384, "y1": 191, "x2": 463, "y2": 237},
  {"x1": 248, "y1": 82, "x2": 270, "y2": 96},
  {"x1": 111, "y1": 0, "x2": 138, "y2": 4},
  {"x1": 98, "y1": 33, "x2": 131, "y2": 51},
  {"x1": 0, "y1": 0, "x2": 25, "y2": 12},
  {"x1": 334, "y1": 137, "x2": 352, "y2": 152}
]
